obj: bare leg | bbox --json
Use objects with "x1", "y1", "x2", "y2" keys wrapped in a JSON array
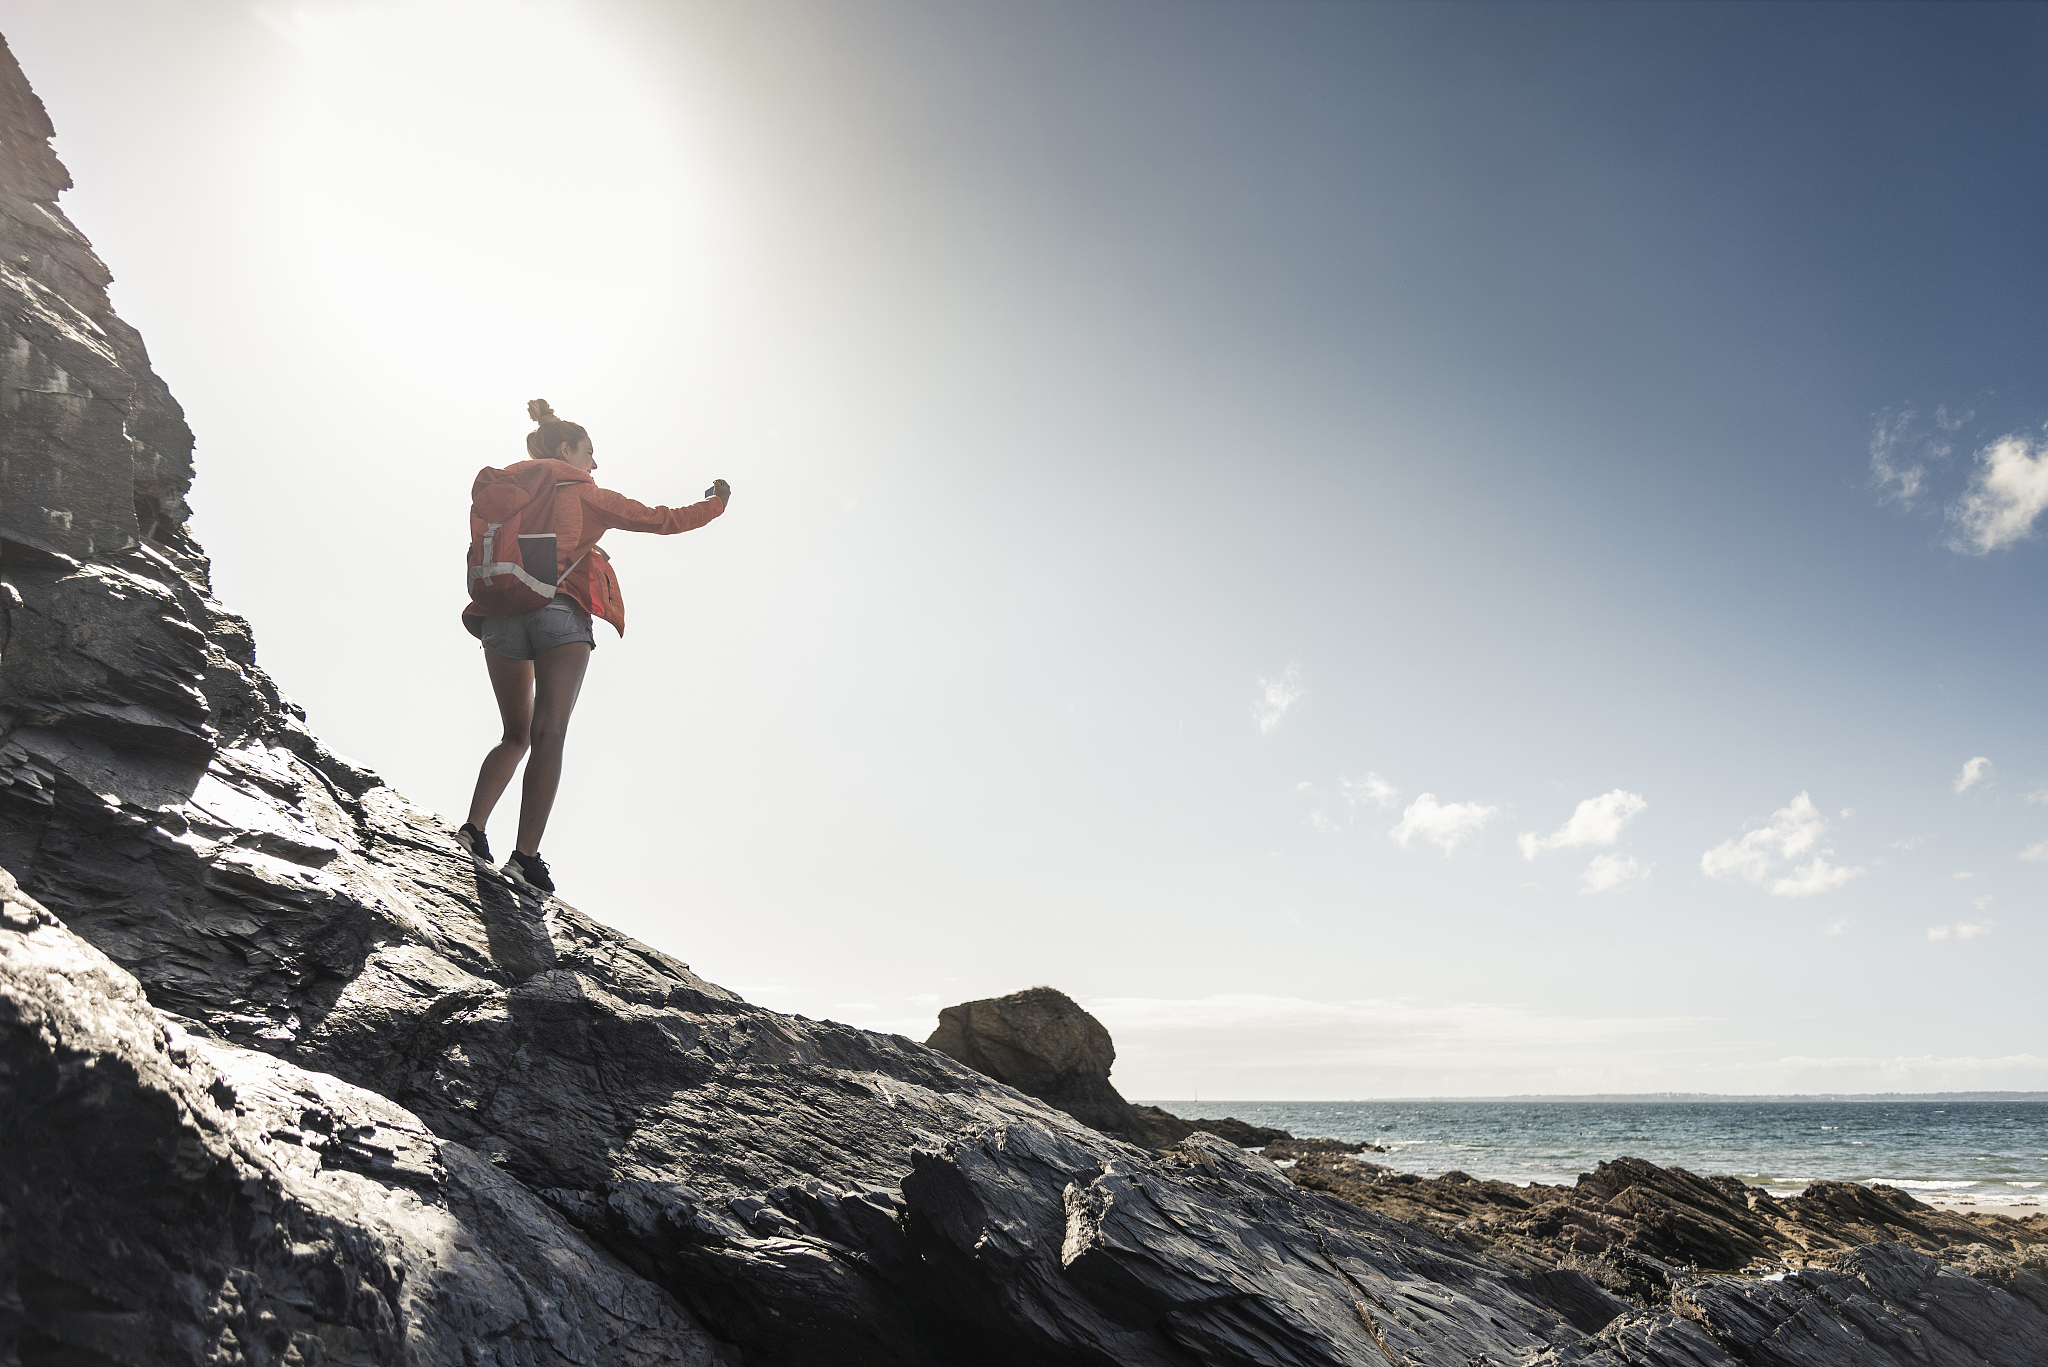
[
  {"x1": 468, "y1": 651, "x2": 535, "y2": 830},
  {"x1": 515, "y1": 641, "x2": 592, "y2": 855}
]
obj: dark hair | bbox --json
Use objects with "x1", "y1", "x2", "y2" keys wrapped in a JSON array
[{"x1": 525, "y1": 398, "x2": 589, "y2": 461}]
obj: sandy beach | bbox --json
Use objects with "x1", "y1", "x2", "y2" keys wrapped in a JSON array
[{"x1": 1920, "y1": 1190, "x2": 2048, "y2": 1221}]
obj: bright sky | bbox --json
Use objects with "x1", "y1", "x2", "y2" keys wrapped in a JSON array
[{"x1": 10, "y1": 0, "x2": 2047, "y2": 1098}]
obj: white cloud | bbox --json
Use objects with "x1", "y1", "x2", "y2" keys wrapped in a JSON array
[
  {"x1": 1928, "y1": 920, "x2": 1995, "y2": 942},
  {"x1": 1307, "y1": 810, "x2": 1341, "y2": 834},
  {"x1": 1087, "y1": 992, "x2": 1699, "y2": 1041},
  {"x1": 1825, "y1": 917, "x2": 1850, "y2": 936},
  {"x1": 1952, "y1": 870, "x2": 1978, "y2": 880},
  {"x1": 1948, "y1": 435, "x2": 2048, "y2": 553},
  {"x1": 1769, "y1": 858, "x2": 1864, "y2": 898},
  {"x1": 1579, "y1": 853, "x2": 1649, "y2": 894},
  {"x1": 1251, "y1": 665, "x2": 1303, "y2": 735},
  {"x1": 1342, "y1": 772, "x2": 1399, "y2": 810},
  {"x1": 1518, "y1": 789, "x2": 1647, "y2": 859},
  {"x1": 1701, "y1": 792, "x2": 1827, "y2": 882},
  {"x1": 1953, "y1": 756, "x2": 1992, "y2": 793},
  {"x1": 1389, "y1": 794, "x2": 1498, "y2": 855},
  {"x1": 1079, "y1": 993, "x2": 2048, "y2": 1096},
  {"x1": 1702, "y1": 792, "x2": 1863, "y2": 896},
  {"x1": 1890, "y1": 835, "x2": 1927, "y2": 850},
  {"x1": 2027, "y1": 789, "x2": 2048, "y2": 805},
  {"x1": 1870, "y1": 409, "x2": 1928, "y2": 506},
  {"x1": 2020, "y1": 841, "x2": 2048, "y2": 863}
]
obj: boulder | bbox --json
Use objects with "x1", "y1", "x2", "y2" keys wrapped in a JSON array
[
  {"x1": 926, "y1": 986, "x2": 1128, "y2": 1131},
  {"x1": 925, "y1": 986, "x2": 1293, "y2": 1149}
]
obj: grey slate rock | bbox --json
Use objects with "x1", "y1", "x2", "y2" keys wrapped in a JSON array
[
  {"x1": 0, "y1": 867, "x2": 732, "y2": 1367},
  {"x1": 1673, "y1": 1243, "x2": 2048, "y2": 1367}
]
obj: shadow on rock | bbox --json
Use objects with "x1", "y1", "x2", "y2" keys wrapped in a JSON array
[{"x1": 470, "y1": 867, "x2": 558, "y2": 982}]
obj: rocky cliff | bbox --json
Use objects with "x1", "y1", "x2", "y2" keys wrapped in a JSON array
[{"x1": 4, "y1": 33, "x2": 2047, "y2": 1367}]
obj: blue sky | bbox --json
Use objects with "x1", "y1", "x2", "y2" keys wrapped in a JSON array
[{"x1": 9, "y1": 0, "x2": 2047, "y2": 1096}]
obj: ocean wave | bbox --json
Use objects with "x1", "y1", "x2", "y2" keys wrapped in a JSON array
[{"x1": 1889, "y1": 1180, "x2": 1980, "y2": 1190}]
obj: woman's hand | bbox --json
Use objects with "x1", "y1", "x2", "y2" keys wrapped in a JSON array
[{"x1": 707, "y1": 478, "x2": 732, "y2": 503}]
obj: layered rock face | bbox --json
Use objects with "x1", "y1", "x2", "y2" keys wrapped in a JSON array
[{"x1": 3, "y1": 32, "x2": 2047, "y2": 1367}]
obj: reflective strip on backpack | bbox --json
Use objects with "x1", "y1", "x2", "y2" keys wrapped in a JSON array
[
  {"x1": 468, "y1": 559, "x2": 561, "y2": 598},
  {"x1": 470, "y1": 520, "x2": 554, "y2": 597}
]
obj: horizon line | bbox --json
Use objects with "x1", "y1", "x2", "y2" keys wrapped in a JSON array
[{"x1": 1143, "y1": 1091, "x2": 2048, "y2": 1104}]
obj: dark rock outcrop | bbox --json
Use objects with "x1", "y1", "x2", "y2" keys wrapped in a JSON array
[
  {"x1": 926, "y1": 986, "x2": 1291, "y2": 1150},
  {"x1": 3, "y1": 29, "x2": 2047, "y2": 1367},
  {"x1": 1286, "y1": 1148, "x2": 2048, "y2": 1282},
  {"x1": 1263, "y1": 1135, "x2": 1388, "y2": 1160},
  {"x1": 927, "y1": 987, "x2": 1129, "y2": 1131},
  {"x1": 1126, "y1": 1104, "x2": 1297, "y2": 1150}
]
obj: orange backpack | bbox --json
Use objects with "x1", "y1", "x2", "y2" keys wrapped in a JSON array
[{"x1": 466, "y1": 463, "x2": 590, "y2": 616}]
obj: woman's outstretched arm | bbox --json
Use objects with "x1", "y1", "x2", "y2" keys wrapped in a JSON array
[{"x1": 583, "y1": 484, "x2": 728, "y2": 535}]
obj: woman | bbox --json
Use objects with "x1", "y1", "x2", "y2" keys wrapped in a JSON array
[{"x1": 456, "y1": 399, "x2": 729, "y2": 893}]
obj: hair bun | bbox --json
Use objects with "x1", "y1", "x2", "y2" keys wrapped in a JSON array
[{"x1": 526, "y1": 398, "x2": 556, "y2": 423}]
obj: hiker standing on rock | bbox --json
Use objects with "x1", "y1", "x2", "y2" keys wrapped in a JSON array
[{"x1": 457, "y1": 399, "x2": 728, "y2": 894}]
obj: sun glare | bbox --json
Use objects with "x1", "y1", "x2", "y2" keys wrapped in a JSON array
[{"x1": 250, "y1": 0, "x2": 726, "y2": 380}]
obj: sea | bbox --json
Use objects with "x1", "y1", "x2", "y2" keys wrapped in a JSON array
[{"x1": 1144, "y1": 1098, "x2": 2048, "y2": 1209}]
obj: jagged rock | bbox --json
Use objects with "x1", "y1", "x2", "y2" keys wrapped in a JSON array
[
  {"x1": 0, "y1": 868, "x2": 731, "y2": 1366},
  {"x1": 3, "y1": 27, "x2": 2047, "y2": 1367},
  {"x1": 925, "y1": 986, "x2": 1290, "y2": 1149},
  {"x1": 1933, "y1": 1242, "x2": 2048, "y2": 1317},
  {"x1": 1286, "y1": 1148, "x2": 2048, "y2": 1282},
  {"x1": 1671, "y1": 1242, "x2": 2048, "y2": 1367}
]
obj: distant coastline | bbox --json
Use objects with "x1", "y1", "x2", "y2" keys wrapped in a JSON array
[{"x1": 1143, "y1": 1092, "x2": 2048, "y2": 1104}]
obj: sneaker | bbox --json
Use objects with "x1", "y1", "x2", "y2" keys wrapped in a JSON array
[
  {"x1": 456, "y1": 823, "x2": 493, "y2": 864},
  {"x1": 502, "y1": 850, "x2": 555, "y2": 894}
]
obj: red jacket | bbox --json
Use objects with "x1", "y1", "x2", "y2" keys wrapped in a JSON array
[{"x1": 463, "y1": 459, "x2": 725, "y2": 637}]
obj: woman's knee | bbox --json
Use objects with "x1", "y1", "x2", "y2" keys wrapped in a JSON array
[
  {"x1": 528, "y1": 721, "x2": 571, "y2": 751},
  {"x1": 496, "y1": 732, "x2": 531, "y2": 754}
]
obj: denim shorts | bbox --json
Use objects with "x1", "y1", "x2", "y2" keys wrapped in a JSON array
[{"x1": 476, "y1": 596, "x2": 596, "y2": 660}]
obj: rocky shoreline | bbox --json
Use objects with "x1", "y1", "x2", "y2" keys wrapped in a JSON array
[
  {"x1": 3, "y1": 30, "x2": 2046, "y2": 1365},
  {"x1": 1275, "y1": 1141, "x2": 2046, "y2": 1283},
  {"x1": 926, "y1": 987, "x2": 2048, "y2": 1307}
]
